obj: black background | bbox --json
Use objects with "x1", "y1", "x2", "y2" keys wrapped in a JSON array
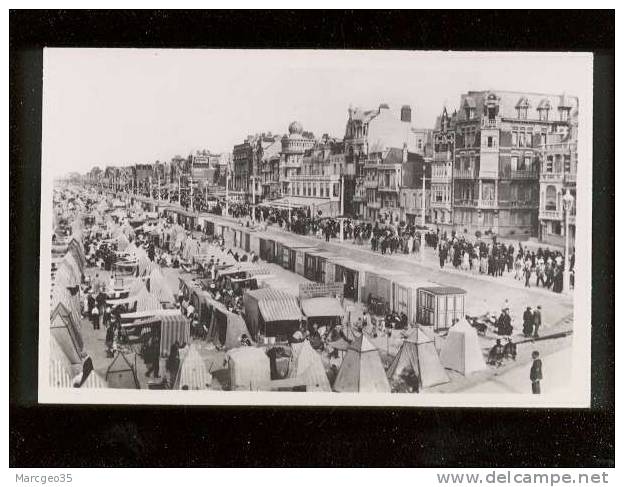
[{"x1": 10, "y1": 10, "x2": 615, "y2": 467}]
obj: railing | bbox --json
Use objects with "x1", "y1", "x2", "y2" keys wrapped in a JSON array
[
  {"x1": 564, "y1": 173, "x2": 577, "y2": 183},
  {"x1": 498, "y1": 200, "x2": 539, "y2": 208},
  {"x1": 510, "y1": 170, "x2": 539, "y2": 180},
  {"x1": 378, "y1": 184, "x2": 399, "y2": 192},
  {"x1": 366, "y1": 201, "x2": 381, "y2": 209},
  {"x1": 431, "y1": 173, "x2": 451, "y2": 182},
  {"x1": 431, "y1": 200, "x2": 451, "y2": 208},
  {"x1": 453, "y1": 169, "x2": 475, "y2": 179},
  {"x1": 539, "y1": 209, "x2": 562, "y2": 220},
  {"x1": 481, "y1": 116, "x2": 501, "y2": 129},
  {"x1": 479, "y1": 199, "x2": 497, "y2": 208},
  {"x1": 363, "y1": 180, "x2": 378, "y2": 188},
  {"x1": 454, "y1": 199, "x2": 478, "y2": 207}
]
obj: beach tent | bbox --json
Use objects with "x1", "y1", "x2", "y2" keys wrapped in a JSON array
[
  {"x1": 387, "y1": 327, "x2": 450, "y2": 389},
  {"x1": 49, "y1": 335, "x2": 77, "y2": 388},
  {"x1": 226, "y1": 347, "x2": 271, "y2": 391},
  {"x1": 242, "y1": 288, "x2": 303, "y2": 339},
  {"x1": 175, "y1": 345, "x2": 213, "y2": 390},
  {"x1": 333, "y1": 334, "x2": 390, "y2": 393},
  {"x1": 287, "y1": 340, "x2": 331, "y2": 392},
  {"x1": 439, "y1": 318, "x2": 487, "y2": 375},
  {"x1": 148, "y1": 268, "x2": 175, "y2": 304},
  {"x1": 207, "y1": 305, "x2": 254, "y2": 350},
  {"x1": 117, "y1": 232, "x2": 130, "y2": 251},
  {"x1": 50, "y1": 298, "x2": 84, "y2": 365}
]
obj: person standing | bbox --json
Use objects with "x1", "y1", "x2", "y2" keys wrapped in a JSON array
[
  {"x1": 533, "y1": 306, "x2": 542, "y2": 338},
  {"x1": 522, "y1": 306, "x2": 534, "y2": 337},
  {"x1": 524, "y1": 259, "x2": 532, "y2": 288},
  {"x1": 530, "y1": 350, "x2": 543, "y2": 394}
]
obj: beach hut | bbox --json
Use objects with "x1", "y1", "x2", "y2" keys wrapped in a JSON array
[
  {"x1": 387, "y1": 327, "x2": 450, "y2": 389},
  {"x1": 300, "y1": 297, "x2": 345, "y2": 329},
  {"x1": 333, "y1": 334, "x2": 390, "y2": 393},
  {"x1": 391, "y1": 276, "x2": 436, "y2": 325},
  {"x1": 332, "y1": 258, "x2": 375, "y2": 302},
  {"x1": 439, "y1": 318, "x2": 487, "y2": 375},
  {"x1": 242, "y1": 288, "x2": 303, "y2": 341},
  {"x1": 417, "y1": 286, "x2": 467, "y2": 332},
  {"x1": 207, "y1": 305, "x2": 254, "y2": 350}
]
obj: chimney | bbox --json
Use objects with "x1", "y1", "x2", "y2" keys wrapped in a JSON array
[{"x1": 401, "y1": 105, "x2": 412, "y2": 123}]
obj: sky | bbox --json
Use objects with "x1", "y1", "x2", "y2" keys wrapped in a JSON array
[{"x1": 42, "y1": 49, "x2": 592, "y2": 176}]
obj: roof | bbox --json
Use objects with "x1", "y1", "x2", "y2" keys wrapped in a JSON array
[
  {"x1": 419, "y1": 286, "x2": 466, "y2": 295},
  {"x1": 258, "y1": 294, "x2": 302, "y2": 323},
  {"x1": 301, "y1": 297, "x2": 345, "y2": 318}
]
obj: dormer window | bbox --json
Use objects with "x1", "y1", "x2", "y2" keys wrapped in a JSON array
[
  {"x1": 516, "y1": 97, "x2": 530, "y2": 120},
  {"x1": 559, "y1": 107, "x2": 570, "y2": 122}
]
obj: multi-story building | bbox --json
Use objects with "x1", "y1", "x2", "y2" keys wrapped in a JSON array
[
  {"x1": 538, "y1": 105, "x2": 578, "y2": 247},
  {"x1": 361, "y1": 144, "x2": 431, "y2": 223},
  {"x1": 283, "y1": 133, "x2": 344, "y2": 216},
  {"x1": 257, "y1": 135, "x2": 283, "y2": 201},
  {"x1": 343, "y1": 103, "x2": 429, "y2": 219},
  {"x1": 450, "y1": 90, "x2": 578, "y2": 239},
  {"x1": 279, "y1": 121, "x2": 316, "y2": 197},
  {"x1": 431, "y1": 107, "x2": 457, "y2": 230},
  {"x1": 134, "y1": 164, "x2": 154, "y2": 194},
  {"x1": 232, "y1": 137, "x2": 256, "y2": 200}
]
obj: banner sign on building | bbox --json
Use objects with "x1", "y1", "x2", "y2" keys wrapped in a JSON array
[{"x1": 299, "y1": 282, "x2": 344, "y2": 300}]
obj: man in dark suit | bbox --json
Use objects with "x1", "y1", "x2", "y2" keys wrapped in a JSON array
[{"x1": 530, "y1": 350, "x2": 543, "y2": 394}]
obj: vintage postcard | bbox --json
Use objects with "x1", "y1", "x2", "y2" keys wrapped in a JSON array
[{"x1": 39, "y1": 49, "x2": 592, "y2": 407}]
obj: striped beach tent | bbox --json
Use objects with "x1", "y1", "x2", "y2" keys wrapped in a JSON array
[{"x1": 175, "y1": 345, "x2": 212, "y2": 390}]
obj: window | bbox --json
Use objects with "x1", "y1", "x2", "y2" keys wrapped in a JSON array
[
  {"x1": 539, "y1": 108, "x2": 550, "y2": 121},
  {"x1": 511, "y1": 156, "x2": 518, "y2": 171},
  {"x1": 511, "y1": 131, "x2": 518, "y2": 147},
  {"x1": 559, "y1": 108, "x2": 569, "y2": 122},
  {"x1": 519, "y1": 132, "x2": 526, "y2": 148},
  {"x1": 418, "y1": 139, "x2": 423, "y2": 150},
  {"x1": 487, "y1": 136, "x2": 493, "y2": 148},
  {"x1": 546, "y1": 156, "x2": 553, "y2": 172},
  {"x1": 522, "y1": 157, "x2": 531, "y2": 171},
  {"x1": 564, "y1": 154, "x2": 572, "y2": 173},
  {"x1": 464, "y1": 157, "x2": 471, "y2": 171},
  {"x1": 517, "y1": 107, "x2": 528, "y2": 119},
  {"x1": 545, "y1": 186, "x2": 557, "y2": 210}
]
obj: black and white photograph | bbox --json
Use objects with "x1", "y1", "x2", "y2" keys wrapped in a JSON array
[{"x1": 38, "y1": 48, "x2": 593, "y2": 406}]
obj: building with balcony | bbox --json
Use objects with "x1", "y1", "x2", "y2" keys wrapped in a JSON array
[
  {"x1": 257, "y1": 134, "x2": 283, "y2": 201},
  {"x1": 450, "y1": 90, "x2": 578, "y2": 238},
  {"x1": 538, "y1": 111, "x2": 578, "y2": 247},
  {"x1": 279, "y1": 121, "x2": 316, "y2": 198},
  {"x1": 431, "y1": 106, "x2": 457, "y2": 229},
  {"x1": 361, "y1": 144, "x2": 431, "y2": 223},
  {"x1": 280, "y1": 133, "x2": 344, "y2": 216},
  {"x1": 343, "y1": 102, "x2": 432, "y2": 219}
]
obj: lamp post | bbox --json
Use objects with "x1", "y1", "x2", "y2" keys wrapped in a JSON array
[
  {"x1": 561, "y1": 189, "x2": 574, "y2": 292},
  {"x1": 340, "y1": 173, "x2": 345, "y2": 242},
  {"x1": 420, "y1": 163, "x2": 427, "y2": 261},
  {"x1": 225, "y1": 169, "x2": 230, "y2": 217}
]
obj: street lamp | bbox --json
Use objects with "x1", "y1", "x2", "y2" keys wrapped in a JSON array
[{"x1": 561, "y1": 189, "x2": 574, "y2": 293}]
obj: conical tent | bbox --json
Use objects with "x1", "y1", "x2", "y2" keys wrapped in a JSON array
[
  {"x1": 134, "y1": 286, "x2": 163, "y2": 312},
  {"x1": 387, "y1": 327, "x2": 450, "y2": 389},
  {"x1": 288, "y1": 340, "x2": 331, "y2": 392},
  {"x1": 440, "y1": 318, "x2": 487, "y2": 375},
  {"x1": 333, "y1": 334, "x2": 390, "y2": 393},
  {"x1": 148, "y1": 268, "x2": 174, "y2": 303}
]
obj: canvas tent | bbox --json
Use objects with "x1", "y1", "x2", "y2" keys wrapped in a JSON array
[
  {"x1": 175, "y1": 345, "x2": 212, "y2": 390},
  {"x1": 207, "y1": 304, "x2": 254, "y2": 350},
  {"x1": 439, "y1": 318, "x2": 487, "y2": 375},
  {"x1": 387, "y1": 327, "x2": 450, "y2": 389},
  {"x1": 333, "y1": 334, "x2": 390, "y2": 393},
  {"x1": 50, "y1": 303, "x2": 85, "y2": 365},
  {"x1": 287, "y1": 340, "x2": 331, "y2": 392},
  {"x1": 226, "y1": 347, "x2": 271, "y2": 391},
  {"x1": 148, "y1": 268, "x2": 175, "y2": 304}
]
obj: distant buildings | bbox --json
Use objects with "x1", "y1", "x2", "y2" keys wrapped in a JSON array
[{"x1": 83, "y1": 89, "x2": 579, "y2": 248}]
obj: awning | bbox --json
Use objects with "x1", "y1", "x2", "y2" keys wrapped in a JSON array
[
  {"x1": 263, "y1": 196, "x2": 331, "y2": 210},
  {"x1": 301, "y1": 297, "x2": 345, "y2": 318},
  {"x1": 253, "y1": 290, "x2": 302, "y2": 323}
]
